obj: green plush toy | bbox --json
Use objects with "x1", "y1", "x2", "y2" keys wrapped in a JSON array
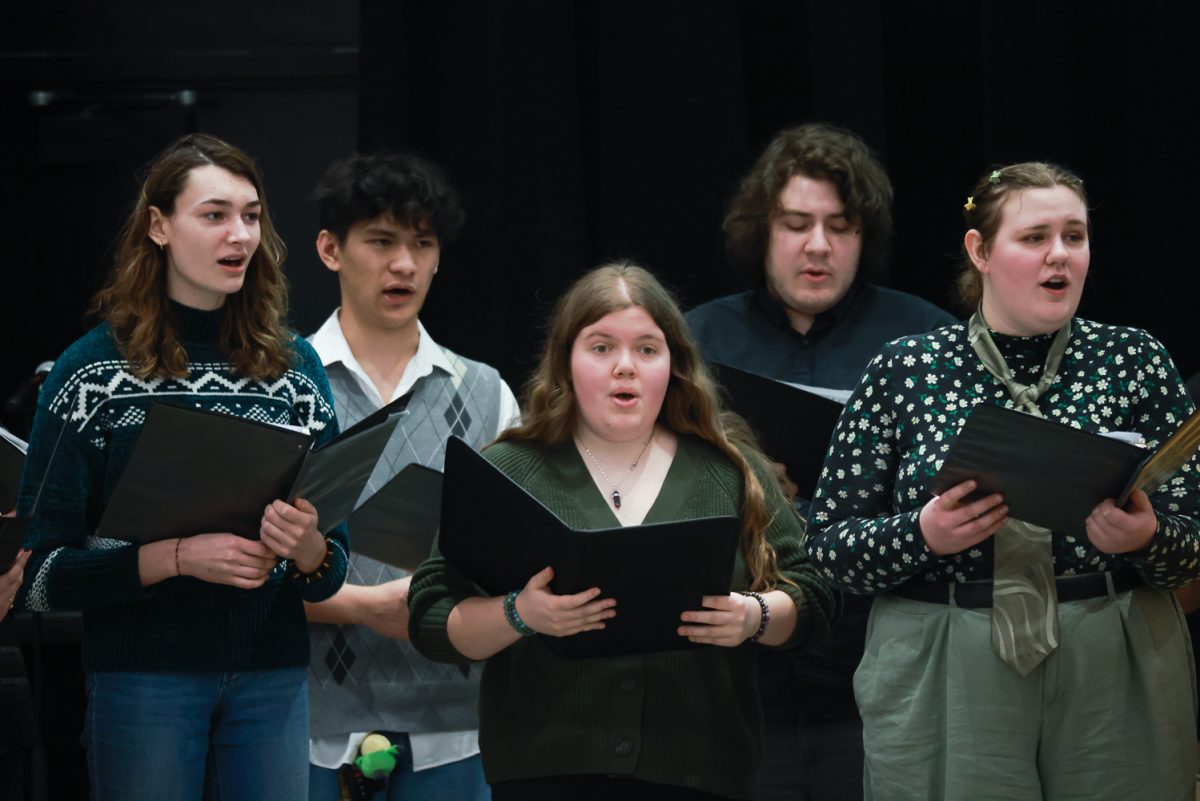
[{"x1": 354, "y1": 733, "x2": 401, "y2": 780}]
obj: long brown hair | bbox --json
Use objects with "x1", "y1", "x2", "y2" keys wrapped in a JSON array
[
  {"x1": 91, "y1": 133, "x2": 292, "y2": 380},
  {"x1": 499, "y1": 261, "x2": 788, "y2": 591},
  {"x1": 955, "y1": 161, "x2": 1089, "y2": 312}
]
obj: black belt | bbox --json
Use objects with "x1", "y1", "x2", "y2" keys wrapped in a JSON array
[{"x1": 891, "y1": 569, "x2": 1145, "y2": 609}]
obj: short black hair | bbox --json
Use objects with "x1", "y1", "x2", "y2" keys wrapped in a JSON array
[{"x1": 315, "y1": 151, "x2": 465, "y2": 243}]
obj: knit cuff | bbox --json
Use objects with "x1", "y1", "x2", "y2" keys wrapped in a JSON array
[{"x1": 410, "y1": 595, "x2": 475, "y2": 666}]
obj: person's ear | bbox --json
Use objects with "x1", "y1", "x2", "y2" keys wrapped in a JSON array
[
  {"x1": 148, "y1": 206, "x2": 169, "y2": 248},
  {"x1": 964, "y1": 229, "x2": 988, "y2": 274},
  {"x1": 316, "y1": 230, "x2": 342, "y2": 273}
]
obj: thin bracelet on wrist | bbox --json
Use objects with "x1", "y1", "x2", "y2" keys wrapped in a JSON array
[
  {"x1": 739, "y1": 590, "x2": 769, "y2": 642},
  {"x1": 503, "y1": 590, "x2": 535, "y2": 637},
  {"x1": 174, "y1": 537, "x2": 183, "y2": 577}
]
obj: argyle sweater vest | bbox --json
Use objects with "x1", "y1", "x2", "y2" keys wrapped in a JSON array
[{"x1": 307, "y1": 348, "x2": 504, "y2": 738}]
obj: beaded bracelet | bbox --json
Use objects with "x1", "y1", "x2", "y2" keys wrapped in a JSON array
[
  {"x1": 739, "y1": 590, "x2": 769, "y2": 642},
  {"x1": 503, "y1": 590, "x2": 535, "y2": 637}
]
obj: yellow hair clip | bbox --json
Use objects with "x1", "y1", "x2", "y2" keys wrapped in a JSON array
[{"x1": 964, "y1": 196, "x2": 976, "y2": 212}]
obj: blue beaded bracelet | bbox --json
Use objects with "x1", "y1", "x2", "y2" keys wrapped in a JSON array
[
  {"x1": 504, "y1": 590, "x2": 535, "y2": 637},
  {"x1": 739, "y1": 591, "x2": 769, "y2": 642}
]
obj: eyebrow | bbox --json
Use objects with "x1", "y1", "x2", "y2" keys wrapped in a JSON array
[
  {"x1": 776, "y1": 209, "x2": 849, "y2": 219},
  {"x1": 1017, "y1": 220, "x2": 1087, "y2": 231},
  {"x1": 198, "y1": 198, "x2": 261, "y2": 208},
  {"x1": 583, "y1": 329, "x2": 665, "y2": 341},
  {"x1": 361, "y1": 225, "x2": 437, "y2": 237}
]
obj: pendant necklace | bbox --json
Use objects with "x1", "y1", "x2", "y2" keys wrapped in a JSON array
[{"x1": 578, "y1": 433, "x2": 654, "y2": 510}]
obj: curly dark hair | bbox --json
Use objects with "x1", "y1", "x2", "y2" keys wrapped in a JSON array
[
  {"x1": 723, "y1": 123, "x2": 893, "y2": 284},
  {"x1": 315, "y1": 151, "x2": 465, "y2": 243}
]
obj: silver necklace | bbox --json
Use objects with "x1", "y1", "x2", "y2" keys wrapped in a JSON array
[{"x1": 578, "y1": 433, "x2": 654, "y2": 510}]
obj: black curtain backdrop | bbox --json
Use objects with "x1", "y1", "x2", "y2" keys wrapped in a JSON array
[
  {"x1": 352, "y1": 0, "x2": 1198, "y2": 397},
  {"x1": 0, "y1": 2, "x2": 1195, "y2": 796}
]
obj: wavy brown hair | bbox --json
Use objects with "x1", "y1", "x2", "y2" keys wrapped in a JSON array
[
  {"x1": 723, "y1": 122, "x2": 893, "y2": 285},
  {"x1": 955, "y1": 161, "x2": 1089, "y2": 312},
  {"x1": 498, "y1": 261, "x2": 789, "y2": 591},
  {"x1": 91, "y1": 133, "x2": 292, "y2": 380}
]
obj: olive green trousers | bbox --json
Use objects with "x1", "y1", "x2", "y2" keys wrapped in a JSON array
[{"x1": 855, "y1": 586, "x2": 1196, "y2": 801}]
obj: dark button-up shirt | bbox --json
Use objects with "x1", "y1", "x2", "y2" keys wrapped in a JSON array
[{"x1": 686, "y1": 283, "x2": 957, "y2": 392}]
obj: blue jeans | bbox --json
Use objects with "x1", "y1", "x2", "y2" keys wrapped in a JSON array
[
  {"x1": 308, "y1": 734, "x2": 489, "y2": 801},
  {"x1": 84, "y1": 668, "x2": 309, "y2": 801}
]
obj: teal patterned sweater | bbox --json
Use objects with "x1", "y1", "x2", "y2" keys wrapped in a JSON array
[
  {"x1": 808, "y1": 318, "x2": 1200, "y2": 594},
  {"x1": 14, "y1": 303, "x2": 349, "y2": 672}
]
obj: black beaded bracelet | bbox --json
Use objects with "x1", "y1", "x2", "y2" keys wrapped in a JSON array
[
  {"x1": 504, "y1": 590, "x2": 535, "y2": 637},
  {"x1": 739, "y1": 590, "x2": 769, "y2": 642}
]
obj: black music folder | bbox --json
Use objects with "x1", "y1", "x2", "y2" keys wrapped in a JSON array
[
  {"x1": 347, "y1": 463, "x2": 443, "y2": 571},
  {"x1": 0, "y1": 427, "x2": 27, "y2": 511},
  {"x1": 1, "y1": 517, "x2": 26, "y2": 571},
  {"x1": 438, "y1": 436, "x2": 741, "y2": 659},
  {"x1": 709, "y1": 363, "x2": 845, "y2": 498},
  {"x1": 98, "y1": 395, "x2": 409, "y2": 543},
  {"x1": 930, "y1": 404, "x2": 1200, "y2": 538}
]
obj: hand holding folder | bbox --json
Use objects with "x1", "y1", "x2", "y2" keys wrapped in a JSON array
[
  {"x1": 437, "y1": 437, "x2": 740, "y2": 659},
  {"x1": 931, "y1": 404, "x2": 1200, "y2": 538},
  {"x1": 97, "y1": 394, "x2": 410, "y2": 543}
]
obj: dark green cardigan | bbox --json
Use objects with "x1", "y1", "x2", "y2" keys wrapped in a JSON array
[{"x1": 409, "y1": 435, "x2": 839, "y2": 800}]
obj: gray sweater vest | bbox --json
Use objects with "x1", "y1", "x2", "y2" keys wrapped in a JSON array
[{"x1": 308, "y1": 348, "x2": 504, "y2": 738}]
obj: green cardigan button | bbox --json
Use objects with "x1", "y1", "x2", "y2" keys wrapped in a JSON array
[{"x1": 615, "y1": 741, "x2": 633, "y2": 757}]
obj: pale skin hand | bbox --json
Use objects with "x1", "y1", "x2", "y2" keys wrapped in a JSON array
[
  {"x1": 138, "y1": 533, "x2": 279, "y2": 589},
  {"x1": 1086, "y1": 488, "x2": 1156, "y2": 554},
  {"x1": 260, "y1": 497, "x2": 326, "y2": 573},
  {"x1": 919, "y1": 479, "x2": 1009, "y2": 556},
  {"x1": 305, "y1": 577, "x2": 412, "y2": 640},
  {"x1": 678, "y1": 589, "x2": 799, "y2": 647},
  {"x1": 513, "y1": 566, "x2": 617, "y2": 637},
  {"x1": 445, "y1": 566, "x2": 616, "y2": 661}
]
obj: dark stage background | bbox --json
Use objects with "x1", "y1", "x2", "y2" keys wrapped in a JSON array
[{"x1": 0, "y1": 1, "x2": 1194, "y2": 797}]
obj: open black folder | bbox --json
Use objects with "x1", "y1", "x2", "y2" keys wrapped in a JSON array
[
  {"x1": 347, "y1": 463, "x2": 443, "y2": 571},
  {"x1": 930, "y1": 404, "x2": 1200, "y2": 538},
  {"x1": 1, "y1": 517, "x2": 26, "y2": 571},
  {"x1": 1, "y1": 426, "x2": 27, "y2": 511},
  {"x1": 97, "y1": 395, "x2": 409, "y2": 543},
  {"x1": 437, "y1": 436, "x2": 741, "y2": 659},
  {"x1": 709, "y1": 363, "x2": 845, "y2": 498}
]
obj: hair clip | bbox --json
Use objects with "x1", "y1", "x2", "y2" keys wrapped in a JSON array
[
  {"x1": 988, "y1": 170, "x2": 1002, "y2": 185},
  {"x1": 964, "y1": 196, "x2": 976, "y2": 212}
]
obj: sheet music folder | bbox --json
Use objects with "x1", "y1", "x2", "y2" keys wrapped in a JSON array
[
  {"x1": 1, "y1": 427, "x2": 27, "y2": 510},
  {"x1": 930, "y1": 404, "x2": 1200, "y2": 537},
  {"x1": 1, "y1": 517, "x2": 26, "y2": 571},
  {"x1": 98, "y1": 394, "x2": 409, "y2": 543},
  {"x1": 709, "y1": 363, "x2": 844, "y2": 498},
  {"x1": 347, "y1": 464, "x2": 443, "y2": 571},
  {"x1": 438, "y1": 436, "x2": 741, "y2": 659}
]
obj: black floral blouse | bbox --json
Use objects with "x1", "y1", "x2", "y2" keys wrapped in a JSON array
[{"x1": 806, "y1": 318, "x2": 1200, "y2": 594}]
